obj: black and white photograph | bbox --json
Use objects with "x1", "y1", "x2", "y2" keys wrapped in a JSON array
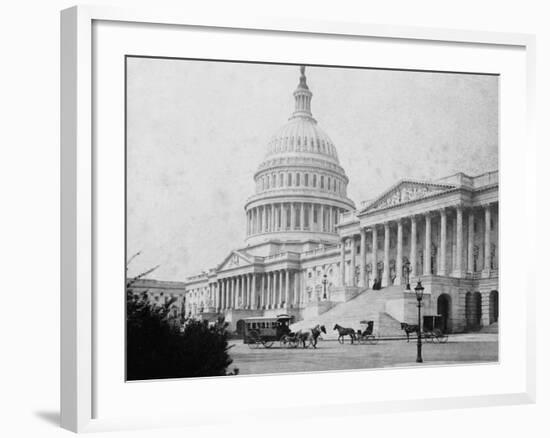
[{"x1": 125, "y1": 58, "x2": 499, "y2": 380}]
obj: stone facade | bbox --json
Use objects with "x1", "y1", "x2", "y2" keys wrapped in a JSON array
[{"x1": 181, "y1": 67, "x2": 499, "y2": 334}]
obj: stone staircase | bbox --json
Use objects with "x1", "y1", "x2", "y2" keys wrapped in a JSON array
[{"x1": 291, "y1": 286, "x2": 408, "y2": 339}]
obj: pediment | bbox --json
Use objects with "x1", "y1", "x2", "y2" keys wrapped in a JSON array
[
  {"x1": 362, "y1": 180, "x2": 455, "y2": 212},
  {"x1": 217, "y1": 250, "x2": 252, "y2": 271}
]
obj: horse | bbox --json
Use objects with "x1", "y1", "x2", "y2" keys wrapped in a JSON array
[
  {"x1": 295, "y1": 324, "x2": 326, "y2": 349},
  {"x1": 333, "y1": 323, "x2": 357, "y2": 344},
  {"x1": 400, "y1": 322, "x2": 420, "y2": 342}
]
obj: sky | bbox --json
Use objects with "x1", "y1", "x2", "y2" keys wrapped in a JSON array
[{"x1": 126, "y1": 58, "x2": 498, "y2": 281}]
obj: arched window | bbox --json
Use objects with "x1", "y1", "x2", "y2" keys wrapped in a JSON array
[
  {"x1": 327, "y1": 177, "x2": 331, "y2": 191},
  {"x1": 305, "y1": 174, "x2": 309, "y2": 187},
  {"x1": 333, "y1": 179, "x2": 337, "y2": 192},
  {"x1": 287, "y1": 173, "x2": 292, "y2": 186},
  {"x1": 272, "y1": 174, "x2": 276, "y2": 187},
  {"x1": 296, "y1": 173, "x2": 300, "y2": 186},
  {"x1": 265, "y1": 176, "x2": 270, "y2": 189},
  {"x1": 313, "y1": 174, "x2": 317, "y2": 187},
  {"x1": 320, "y1": 175, "x2": 324, "y2": 189},
  {"x1": 279, "y1": 173, "x2": 284, "y2": 187}
]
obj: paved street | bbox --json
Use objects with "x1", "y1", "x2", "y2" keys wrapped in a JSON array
[{"x1": 229, "y1": 334, "x2": 498, "y2": 375}]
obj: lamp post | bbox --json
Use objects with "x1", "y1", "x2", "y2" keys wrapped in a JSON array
[
  {"x1": 322, "y1": 274, "x2": 328, "y2": 300},
  {"x1": 414, "y1": 280, "x2": 424, "y2": 363}
]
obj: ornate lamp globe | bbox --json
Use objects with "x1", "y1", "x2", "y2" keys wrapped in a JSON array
[{"x1": 414, "y1": 280, "x2": 424, "y2": 301}]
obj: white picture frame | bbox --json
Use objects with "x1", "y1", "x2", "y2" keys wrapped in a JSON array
[{"x1": 60, "y1": 5, "x2": 536, "y2": 433}]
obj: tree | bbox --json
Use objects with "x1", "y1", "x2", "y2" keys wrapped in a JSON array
[{"x1": 126, "y1": 262, "x2": 237, "y2": 380}]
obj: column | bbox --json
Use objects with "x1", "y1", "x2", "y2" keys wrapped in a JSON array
[
  {"x1": 396, "y1": 219, "x2": 403, "y2": 285},
  {"x1": 232, "y1": 277, "x2": 237, "y2": 309},
  {"x1": 289, "y1": 203, "x2": 295, "y2": 230},
  {"x1": 359, "y1": 228, "x2": 367, "y2": 287},
  {"x1": 454, "y1": 206, "x2": 464, "y2": 276},
  {"x1": 440, "y1": 209, "x2": 447, "y2": 275},
  {"x1": 328, "y1": 206, "x2": 333, "y2": 232},
  {"x1": 410, "y1": 217, "x2": 417, "y2": 279},
  {"x1": 468, "y1": 209, "x2": 475, "y2": 273},
  {"x1": 293, "y1": 272, "x2": 299, "y2": 307},
  {"x1": 340, "y1": 238, "x2": 346, "y2": 286},
  {"x1": 382, "y1": 223, "x2": 390, "y2": 286},
  {"x1": 424, "y1": 214, "x2": 431, "y2": 275},
  {"x1": 242, "y1": 275, "x2": 247, "y2": 308},
  {"x1": 279, "y1": 270, "x2": 284, "y2": 308},
  {"x1": 320, "y1": 205, "x2": 325, "y2": 232},
  {"x1": 300, "y1": 203, "x2": 305, "y2": 230},
  {"x1": 266, "y1": 273, "x2": 271, "y2": 308},
  {"x1": 483, "y1": 204, "x2": 491, "y2": 274},
  {"x1": 221, "y1": 278, "x2": 227, "y2": 310},
  {"x1": 309, "y1": 203, "x2": 314, "y2": 231},
  {"x1": 372, "y1": 226, "x2": 378, "y2": 286},
  {"x1": 251, "y1": 274, "x2": 256, "y2": 309},
  {"x1": 222, "y1": 280, "x2": 227, "y2": 310},
  {"x1": 284, "y1": 204, "x2": 289, "y2": 230},
  {"x1": 260, "y1": 274, "x2": 265, "y2": 309},
  {"x1": 350, "y1": 236, "x2": 357, "y2": 286},
  {"x1": 285, "y1": 270, "x2": 290, "y2": 306},
  {"x1": 263, "y1": 206, "x2": 268, "y2": 232}
]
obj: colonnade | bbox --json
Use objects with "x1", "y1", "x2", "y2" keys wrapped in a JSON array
[
  {"x1": 214, "y1": 270, "x2": 301, "y2": 311},
  {"x1": 246, "y1": 203, "x2": 342, "y2": 235},
  {"x1": 339, "y1": 203, "x2": 497, "y2": 288}
]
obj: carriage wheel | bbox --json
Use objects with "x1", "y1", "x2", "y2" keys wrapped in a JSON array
[
  {"x1": 280, "y1": 335, "x2": 294, "y2": 349},
  {"x1": 262, "y1": 339, "x2": 274, "y2": 348},
  {"x1": 433, "y1": 329, "x2": 448, "y2": 343},
  {"x1": 366, "y1": 335, "x2": 379, "y2": 345},
  {"x1": 247, "y1": 332, "x2": 260, "y2": 349}
]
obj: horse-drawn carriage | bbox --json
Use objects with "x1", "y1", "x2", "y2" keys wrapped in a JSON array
[
  {"x1": 357, "y1": 320, "x2": 380, "y2": 344},
  {"x1": 243, "y1": 315, "x2": 294, "y2": 348},
  {"x1": 333, "y1": 320, "x2": 379, "y2": 344},
  {"x1": 422, "y1": 315, "x2": 449, "y2": 343},
  {"x1": 243, "y1": 315, "x2": 326, "y2": 349}
]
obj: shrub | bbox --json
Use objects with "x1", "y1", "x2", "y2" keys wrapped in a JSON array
[{"x1": 126, "y1": 287, "x2": 236, "y2": 380}]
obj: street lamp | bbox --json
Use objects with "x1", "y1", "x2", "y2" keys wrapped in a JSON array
[
  {"x1": 322, "y1": 274, "x2": 328, "y2": 300},
  {"x1": 414, "y1": 280, "x2": 424, "y2": 363}
]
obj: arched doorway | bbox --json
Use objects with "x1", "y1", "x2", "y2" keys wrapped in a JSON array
[
  {"x1": 489, "y1": 290, "x2": 499, "y2": 324},
  {"x1": 473, "y1": 292, "x2": 482, "y2": 329},
  {"x1": 465, "y1": 292, "x2": 473, "y2": 330},
  {"x1": 437, "y1": 293, "x2": 451, "y2": 333},
  {"x1": 236, "y1": 319, "x2": 246, "y2": 336}
]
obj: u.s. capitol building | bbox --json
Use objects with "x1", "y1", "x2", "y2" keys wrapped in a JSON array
[{"x1": 181, "y1": 67, "x2": 499, "y2": 336}]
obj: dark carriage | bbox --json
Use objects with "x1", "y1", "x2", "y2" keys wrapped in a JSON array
[
  {"x1": 357, "y1": 320, "x2": 379, "y2": 345},
  {"x1": 243, "y1": 314, "x2": 296, "y2": 349},
  {"x1": 422, "y1": 315, "x2": 449, "y2": 343}
]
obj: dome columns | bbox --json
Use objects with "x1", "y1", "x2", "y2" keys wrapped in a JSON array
[{"x1": 245, "y1": 202, "x2": 347, "y2": 239}]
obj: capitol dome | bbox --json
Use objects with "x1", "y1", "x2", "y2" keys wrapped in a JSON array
[{"x1": 244, "y1": 66, "x2": 355, "y2": 247}]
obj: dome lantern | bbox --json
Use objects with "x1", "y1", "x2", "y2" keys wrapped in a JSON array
[{"x1": 290, "y1": 66, "x2": 314, "y2": 120}]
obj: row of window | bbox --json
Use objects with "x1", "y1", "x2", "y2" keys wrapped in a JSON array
[
  {"x1": 257, "y1": 171, "x2": 344, "y2": 194},
  {"x1": 269, "y1": 135, "x2": 334, "y2": 155}
]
